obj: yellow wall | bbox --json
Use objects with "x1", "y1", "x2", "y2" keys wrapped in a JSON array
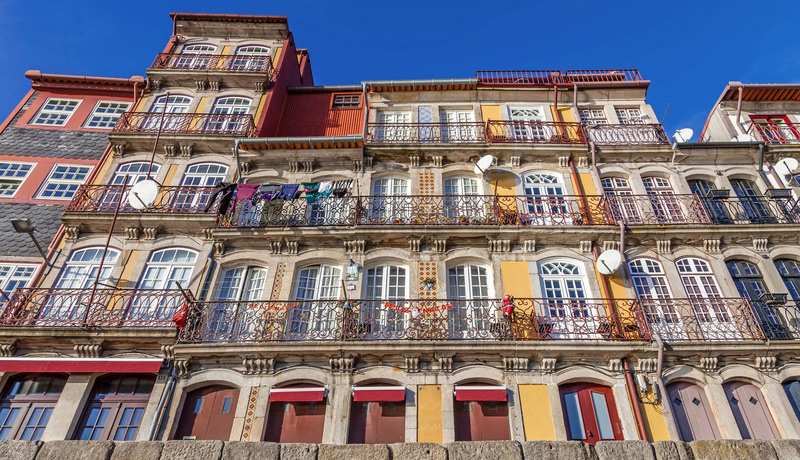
[
  {"x1": 491, "y1": 172, "x2": 515, "y2": 196},
  {"x1": 221, "y1": 45, "x2": 231, "y2": 55},
  {"x1": 162, "y1": 164, "x2": 180, "y2": 187},
  {"x1": 550, "y1": 106, "x2": 575, "y2": 123},
  {"x1": 118, "y1": 250, "x2": 142, "y2": 289},
  {"x1": 481, "y1": 105, "x2": 503, "y2": 138},
  {"x1": 578, "y1": 173, "x2": 597, "y2": 195},
  {"x1": 500, "y1": 261, "x2": 533, "y2": 298},
  {"x1": 519, "y1": 385, "x2": 556, "y2": 440},
  {"x1": 638, "y1": 389, "x2": 671, "y2": 441},
  {"x1": 254, "y1": 94, "x2": 268, "y2": 124},
  {"x1": 417, "y1": 385, "x2": 442, "y2": 443}
]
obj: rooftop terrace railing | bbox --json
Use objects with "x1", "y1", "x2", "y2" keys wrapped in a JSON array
[
  {"x1": 584, "y1": 124, "x2": 670, "y2": 145},
  {"x1": 747, "y1": 121, "x2": 800, "y2": 145},
  {"x1": 113, "y1": 112, "x2": 255, "y2": 137},
  {"x1": 151, "y1": 53, "x2": 273, "y2": 75},
  {"x1": 476, "y1": 69, "x2": 644, "y2": 86}
]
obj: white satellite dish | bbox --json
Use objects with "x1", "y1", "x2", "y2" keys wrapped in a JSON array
[
  {"x1": 775, "y1": 158, "x2": 799, "y2": 179},
  {"x1": 672, "y1": 128, "x2": 694, "y2": 143},
  {"x1": 128, "y1": 180, "x2": 159, "y2": 210},
  {"x1": 734, "y1": 133, "x2": 754, "y2": 142},
  {"x1": 597, "y1": 249, "x2": 623, "y2": 275},
  {"x1": 473, "y1": 155, "x2": 496, "y2": 175}
]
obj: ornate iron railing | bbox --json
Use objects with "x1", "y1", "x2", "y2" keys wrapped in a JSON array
[
  {"x1": 220, "y1": 194, "x2": 612, "y2": 228},
  {"x1": 634, "y1": 297, "x2": 764, "y2": 342},
  {"x1": 0, "y1": 288, "x2": 190, "y2": 328},
  {"x1": 113, "y1": 112, "x2": 255, "y2": 136},
  {"x1": 563, "y1": 69, "x2": 643, "y2": 83},
  {"x1": 178, "y1": 298, "x2": 647, "y2": 343},
  {"x1": 584, "y1": 124, "x2": 670, "y2": 145},
  {"x1": 66, "y1": 185, "x2": 219, "y2": 214},
  {"x1": 364, "y1": 122, "x2": 485, "y2": 144},
  {"x1": 486, "y1": 121, "x2": 586, "y2": 144},
  {"x1": 601, "y1": 194, "x2": 711, "y2": 225},
  {"x1": 695, "y1": 196, "x2": 800, "y2": 225},
  {"x1": 747, "y1": 122, "x2": 800, "y2": 145},
  {"x1": 750, "y1": 300, "x2": 800, "y2": 340},
  {"x1": 476, "y1": 69, "x2": 643, "y2": 86},
  {"x1": 151, "y1": 53, "x2": 273, "y2": 74}
]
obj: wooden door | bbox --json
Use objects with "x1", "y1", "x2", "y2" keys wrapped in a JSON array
[
  {"x1": 348, "y1": 401, "x2": 405, "y2": 444},
  {"x1": 667, "y1": 382, "x2": 720, "y2": 441},
  {"x1": 264, "y1": 400, "x2": 325, "y2": 443},
  {"x1": 453, "y1": 400, "x2": 510, "y2": 441},
  {"x1": 174, "y1": 386, "x2": 239, "y2": 440},
  {"x1": 560, "y1": 383, "x2": 623, "y2": 445},
  {"x1": 724, "y1": 381, "x2": 779, "y2": 439}
]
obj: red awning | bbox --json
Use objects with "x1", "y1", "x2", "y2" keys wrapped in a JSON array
[
  {"x1": 0, "y1": 358, "x2": 163, "y2": 374},
  {"x1": 269, "y1": 387, "x2": 326, "y2": 402},
  {"x1": 454, "y1": 385, "x2": 507, "y2": 401},
  {"x1": 352, "y1": 386, "x2": 406, "y2": 402}
]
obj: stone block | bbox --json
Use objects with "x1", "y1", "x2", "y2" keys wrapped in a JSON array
[
  {"x1": 221, "y1": 442, "x2": 279, "y2": 460},
  {"x1": 690, "y1": 440, "x2": 777, "y2": 460},
  {"x1": 35, "y1": 441, "x2": 114, "y2": 460},
  {"x1": 653, "y1": 441, "x2": 694, "y2": 460},
  {"x1": 281, "y1": 443, "x2": 319, "y2": 460},
  {"x1": 596, "y1": 441, "x2": 655, "y2": 460},
  {"x1": 449, "y1": 441, "x2": 522, "y2": 460},
  {"x1": 161, "y1": 440, "x2": 223, "y2": 460},
  {"x1": 0, "y1": 441, "x2": 41, "y2": 460},
  {"x1": 390, "y1": 443, "x2": 447, "y2": 460},
  {"x1": 110, "y1": 441, "x2": 164, "y2": 460},
  {"x1": 771, "y1": 440, "x2": 800, "y2": 460},
  {"x1": 318, "y1": 444, "x2": 390, "y2": 460},
  {"x1": 522, "y1": 441, "x2": 596, "y2": 460}
]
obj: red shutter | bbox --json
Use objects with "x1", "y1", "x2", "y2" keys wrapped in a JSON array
[
  {"x1": 269, "y1": 387, "x2": 326, "y2": 402},
  {"x1": 454, "y1": 385, "x2": 507, "y2": 401},
  {"x1": 352, "y1": 386, "x2": 405, "y2": 402}
]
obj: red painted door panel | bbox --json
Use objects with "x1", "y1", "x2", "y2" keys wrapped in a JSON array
[
  {"x1": 453, "y1": 400, "x2": 511, "y2": 441},
  {"x1": 560, "y1": 383, "x2": 623, "y2": 445},
  {"x1": 264, "y1": 400, "x2": 325, "y2": 443},
  {"x1": 667, "y1": 382, "x2": 720, "y2": 441},
  {"x1": 348, "y1": 401, "x2": 405, "y2": 444},
  {"x1": 724, "y1": 381, "x2": 780, "y2": 440},
  {"x1": 174, "y1": 385, "x2": 239, "y2": 440}
]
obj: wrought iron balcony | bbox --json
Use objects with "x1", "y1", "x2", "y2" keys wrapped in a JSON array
[
  {"x1": 0, "y1": 288, "x2": 190, "y2": 329},
  {"x1": 476, "y1": 69, "x2": 643, "y2": 86},
  {"x1": 66, "y1": 185, "x2": 219, "y2": 214},
  {"x1": 584, "y1": 124, "x2": 670, "y2": 145},
  {"x1": 602, "y1": 194, "x2": 711, "y2": 225},
  {"x1": 113, "y1": 112, "x2": 255, "y2": 136},
  {"x1": 747, "y1": 121, "x2": 800, "y2": 145},
  {"x1": 364, "y1": 122, "x2": 485, "y2": 144},
  {"x1": 695, "y1": 195, "x2": 800, "y2": 225},
  {"x1": 178, "y1": 298, "x2": 647, "y2": 343},
  {"x1": 634, "y1": 297, "x2": 764, "y2": 342},
  {"x1": 486, "y1": 121, "x2": 586, "y2": 144},
  {"x1": 221, "y1": 194, "x2": 611, "y2": 228},
  {"x1": 751, "y1": 299, "x2": 800, "y2": 340},
  {"x1": 151, "y1": 53, "x2": 273, "y2": 74}
]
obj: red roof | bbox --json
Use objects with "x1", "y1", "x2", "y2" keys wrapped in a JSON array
[
  {"x1": 275, "y1": 91, "x2": 364, "y2": 137},
  {"x1": 169, "y1": 12, "x2": 287, "y2": 24}
]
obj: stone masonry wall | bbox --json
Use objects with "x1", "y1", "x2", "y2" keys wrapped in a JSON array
[{"x1": 3, "y1": 439, "x2": 800, "y2": 460}]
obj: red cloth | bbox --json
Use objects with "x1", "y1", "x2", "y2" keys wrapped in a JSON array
[
  {"x1": 173, "y1": 304, "x2": 189, "y2": 329},
  {"x1": 235, "y1": 184, "x2": 259, "y2": 201}
]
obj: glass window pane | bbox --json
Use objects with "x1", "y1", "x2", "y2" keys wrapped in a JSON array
[
  {"x1": 591, "y1": 392, "x2": 615, "y2": 440},
  {"x1": 563, "y1": 392, "x2": 585, "y2": 439}
]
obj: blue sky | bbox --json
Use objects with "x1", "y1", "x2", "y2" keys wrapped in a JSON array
[{"x1": 1, "y1": 0, "x2": 799, "y2": 138}]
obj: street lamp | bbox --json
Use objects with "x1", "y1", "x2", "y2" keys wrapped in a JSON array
[{"x1": 10, "y1": 219, "x2": 53, "y2": 268}]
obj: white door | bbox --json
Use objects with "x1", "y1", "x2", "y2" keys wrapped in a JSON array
[
  {"x1": 103, "y1": 163, "x2": 161, "y2": 210},
  {"x1": 363, "y1": 264, "x2": 407, "y2": 338},
  {"x1": 376, "y1": 112, "x2": 411, "y2": 141},
  {"x1": 369, "y1": 177, "x2": 409, "y2": 223},
  {"x1": 601, "y1": 177, "x2": 640, "y2": 223},
  {"x1": 175, "y1": 44, "x2": 217, "y2": 69},
  {"x1": 629, "y1": 258, "x2": 686, "y2": 340},
  {"x1": 444, "y1": 176, "x2": 483, "y2": 223},
  {"x1": 440, "y1": 110, "x2": 475, "y2": 141},
  {"x1": 207, "y1": 97, "x2": 251, "y2": 133},
  {"x1": 146, "y1": 95, "x2": 192, "y2": 131},
  {"x1": 174, "y1": 164, "x2": 228, "y2": 211},
  {"x1": 509, "y1": 107, "x2": 546, "y2": 140},
  {"x1": 522, "y1": 172, "x2": 571, "y2": 225},
  {"x1": 130, "y1": 249, "x2": 197, "y2": 323},
  {"x1": 288, "y1": 265, "x2": 341, "y2": 339},
  {"x1": 540, "y1": 260, "x2": 598, "y2": 339},
  {"x1": 676, "y1": 257, "x2": 736, "y2": 340},
  {"x1": 231, "y1": 45, "x2": 270, "y2": 71},
  {"x1": 447, "y1": 264, "x2": 493, "y2": 338},
  {"x1": 643, "y1": 177, "x2": 684, "y2": 222},
  {"x1": 211, "y1": 266, "x2": 268, "y2": 340}
]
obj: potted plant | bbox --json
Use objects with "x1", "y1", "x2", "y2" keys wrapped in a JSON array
[
  {"x1": 421, "y1": 278, "x2": 436, "y2": 291},
  {"x1": 458, "y1": 215, "x2": 470, "y2": 225}
]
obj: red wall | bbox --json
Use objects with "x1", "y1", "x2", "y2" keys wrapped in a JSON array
[{"x1": 14, "y1": 91, "x2": 135, "y2": 133}]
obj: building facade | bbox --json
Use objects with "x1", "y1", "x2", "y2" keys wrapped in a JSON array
[{"x1": 1, "y1": 13, "x2": 800, "y2": 447}]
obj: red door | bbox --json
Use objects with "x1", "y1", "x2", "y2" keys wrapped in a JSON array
[
  {"x1": 667, "y1": 381, "x2": 720, "y2": 441},
  {"x1": 174, "y1": 386, "x2": 239, "y2": 440},
  {"x1": 750, "y1": 115, "x2": 800, "y2": 144},
  {"x1": 348, "y1": 401, "x2": 405, "y2": 444},
  {"x1": 453, "y1": 400, "x2": 511, "y2": 441},
  {"x1": 723, "y1": 381, "x2": 780, "y2": 440},
  {"x1": 265, "y1": 400, "x2": 326, "y2": 443},
  {"x1": 560, "y1": 383, "x2": 623, "y2": 445}
]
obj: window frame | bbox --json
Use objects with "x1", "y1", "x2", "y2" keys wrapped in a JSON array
[
  {"x1": 82, "y1": 101, "x2": 131, "y2": 129},
  {"x1": 332, "y1": 94, "x2": 361, "y2": 109},
  {"x1": 0, "y1": 374, "x2": 66, "y2": 441},
  {"x1": 0, "y1": 263, "x2": 39, "y2": 294},
  {"x1": 74, "y1": 375, "x2": 154, "y2": 441},
  {"x1": 29, "y1": 98, "x2": 81, "y2": 127},
  {"x1": 35, "y1": 164, "x2": 93, "y2": 200},
  {"x1": 0, "y1": 162, "x2": 35, "y2": 198}
]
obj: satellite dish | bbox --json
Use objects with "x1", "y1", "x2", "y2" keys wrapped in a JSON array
[
  {"x1": 597, "y1": 249, "x2": 623, "y2": 275},
  {"x1": 128, "y1": 180, "x2": 159, "y2": 210},
  {"x1": 775, "y1": 158, "x2": 799, "y2": 179},
  {"x1": 473, "y1": 155, "x2": 496, "y2": 175},
  {"x1": 672, "y1": 128, "x2": 694, "y2": 143},
  {"x1": 734, "y1": 133, "x2": 754, "y2": 142}
]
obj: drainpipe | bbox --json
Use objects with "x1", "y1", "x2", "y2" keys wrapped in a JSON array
[
  {"x1": 590, "y1": 142, "x2": 602, "y2": 192},
  {"x1": 573, "y1": 83, "x2": 579, "y2": 113},
  {"x1": 148, "y1": 365, "x2": 176, "y2": 440},
  {"x1": 361, "y1": 81, "x2": 369, "y2": 136},
  {"x1": 623, "y1": 358, "x2": 648, "y2": 440},
  {"x1": 735, "y1": 86, "x2": 744, "y2": 128},
  {"x1": 234, "y1": 138, "x2": 243, "y2": 183},
  {"x1": 651, "y1": 333, "x2": 679, "y2": 440}
]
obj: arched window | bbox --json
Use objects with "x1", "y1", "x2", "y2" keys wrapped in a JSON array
[
  {"x1": 666, "y1": 381, "x2": 720, "y2": 441},
  {"x1": 128, "y1": 248, "x2": 198, "y2": 323},
  {"x1": 775, "y1": 259, "x2": 800, "y2": 301},
  {"x1": 145, "y1": 95, "x2": 193, "y2": 131},
  {"x1": 521, "y1": 172, "x2": 571, "y2": 225},
  {"x1": 602, "y1": 177, "x2": 640, "y2": 222},
  {"x1": 75, "y1": 375, "x2": 154, "y2": 441},
  {"x1": 629, "y1": 258, "x2": 684, "y2": 340},
  {"x1": 723, "y1": 381, "x2": 779, "y2": 439},
  {"x1": 206, "y1": 97, "x2": 252, "y2": 133},
  {"x1": 369, "y1": 177, "x2": 409, "y2": 223},
  {"x1": 174, "y1": 163, "x2": 229, "y2": 211},
  {"x1": 0, "y1": 374, "x2": 66, "y2": 440},
  {"x1": 643, "y1": 176, "x2": 683, "y2": 222},
  {"x1": 56, "y1": 248, "x2": 120, "y2": 289},
  {"x1": 174, "y1": 385, "x2": 239, "y2": 441},
  {"x1": 149, "y1": 95, "x2": 192, "y2": 113},
  {"x1": 728, "y1": 259, "x2": 788, "y2": 339},
  {"x1": 560, "y1": 383, "x2": 623, "y2": 444},
  {"x1": 287, "y1": 264, "x2": 342, "y2": 339},
  {"x1": 206, "y1": 266, "x2": 268, "y2": 342},
  {"x1": 175, "y1": 44, "x2": 217, "y2": 69},
  {"x1": 362, "y1": 264, "x2": 408, "y2": 338},
  {"x1": 676, "y1": 257, "x2": 735, "y2": 340},
  {"x1": 111, "y1": 162, "x2": 160, "y2": 185},
  {"x1": 265, "y1": 384, "x2": 326, "y2": 443},
  {"x1": 688, "y1": 179, "x2": 731, "y2": 224},
  {"x1": 539, "y1": 259, "x2": 596, "y2": 338},
  {"x1": 231, "y1": 45, "x2": 271, "y2": 71}
]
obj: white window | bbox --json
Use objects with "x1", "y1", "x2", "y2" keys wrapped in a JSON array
[
  {"x1": 231, "y1": 45, "x2": 271, "y2": 71},
  {"x1": 539, "y1": 259, "x2": 597, "y2": 338},
  {"x1": 83, "y1": 101, "x2": 131, "y2": 129},
  {"x1": 56, "y1": 248, "x2": 120, "y2": 289},
  {"x1": 207, "y1": 97, "x2": 252, "y2": 133},
  {"x1": 363, "y1": 264, "x2": 408, "y2": 337},
  {"x1": 288, "y1": 265, "x2": 342, "y2": 338},
  {"x1": 145, "y1": 95, "x2": 193, "y2": 131},
  {"x1": 0, "y1": 163, "x2": 33, "y2": 197},
  {"x1": 444, "y1": 176, "x2": 483, "y2": 221},
  {"x1": 364, "y1": 264, "x2": 407, "y2": 300},
  {"x1": 675, "y1": 257, "x2": 735, "y2": 339},
  {"x1": 129, "y1": 248, "x2": 197, "y2": 323},
  {"x1": 629, "y1": 258, "x2": 684, "y2": 340},
  {"x1": 0, "y1": 264, "x2": 37, "y2": 294},
  {"x1": 37, "y1": 165, "x2": 92, "y2": 200},
  {"x1": 208, "y1": 266, "x2": 268, "y2": 340},
  {"x1": 174, "y1": 164, "x2": 228, "y2": 211},
  {"x1": 447, "y1": 264, "x2": 490, "y2": 300},
  {"x1": 30, "y1": 99, "x2": 79, "y2": 126},
  {"x1": 509, "y1": 107, "x2": 546, "y2": 140},
  {"x1": 369, "y1": 177, "x2": 409, "y2": 223},
  {"x1": 447, "y1": 264, "x2": 493, "y2": 336},
  {"x1": 149, "y1": 95, "x2": 192, "y2": 114},
  {"x1": 332, "y1": 94, "x2": 361, "y2": 109},
  {"x1": 602, "y1": 177, "x2": 640, "y2": 222},
  {"x1": 215, "y1": 267, "x2": 268, "y2": 301},
  {"x1": 440, "y1": 110, "x2": 476, "y2": 141},
  {"x1": 615, "y1": 107, "x2": 643, "y2": 124},
  {"x1": 643, "y1": 176, "x2": 684, "y2": 221},
  {"x1": 175, "y1": 44, "x2": 217, "y2": 69},
  {"x1": 376, "y1": 112, "x2": 412, "y2": 141},
  {"x1": 111, "y1": 162, "x2": 160, "y2": 185},
  {"x1": 579, "y1": 108, "x2": 608, "y2": 125},
  {"x1": 521, "y1": 172, "x2": 570, "y2": 225}
]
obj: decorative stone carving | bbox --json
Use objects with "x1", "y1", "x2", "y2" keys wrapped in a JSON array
[
  {"x1": 352, "y1": 160, "x2": 363, "y2": 173},
  {"x1": 558, "y1": 156, "x2": 570, "y2": 168},
  {"x1": 330, "y1": 357, "x2": 354, "y2": 373},
  {"x1": 179, "y1": 143, "x2": 194, "y2": 157},
  {"x1": 432, "y1": 155, "x2": 444, "y2": 167},
  {"x1": 503, "y1": 357, "x2": 529, "y2": 372},
  {"x1": 239, "y1": 161, "x2": 251, "y2": 175},
  {"x1": 289, "y1": 161, "x2": 300, "y2": 173},
  {"x1": 608, "y1": 359, "x2": 623, "y2": 373},
  {"x1": 195, "y1": 80, "x2": 207, "y2": 91},
  {"x1": 488, "y1": 239, "x2": 511, "y2": 253},
  {"x1": 405, "y1": 356, "x2": 419, "y2": 373},
  {"x1": 755, "y1": 355, "x2": 777, "y2": 371},
  {"x1": 700, "y1": 356, "x2": 718, "y2": 372},
  {"x1": 344, "y1": 240, "x2": 365, "y2": 254},
  {"x1": 161, "y1": 345, "x2": 175, "y2": 360},
  {"x1": 142, "y1": 227, "x2": 158, "y2": 240},
  {"x1": 175, "y1": 359, "x2": 191, "y2": 377},
  {"x1": 437, "y1": 356, "x2": 453, "y2": 372},
  {"x1": 0, "y1": 342, "x2": 16, "y2": 357},
  {"x1": 270, "y1": 240, "x2": 282, "y2": 255},
  {"x1": 151, "y1": 79, "x2": 162, "y2": 90},
  {"x1": 637, "y1": 358, "x2": 658, "y2": 373},
  {"x1": 254, "y1": 81, "x2": 265, "y2": 92},
  {"x1": 657, "y1": 239, "x2": 672, "y2": 254},
  {"x1": 364, "y1": 156, "x2": 373, "y2": 167},
  {"x1": 213, "y1": 240, "x2": 226, "y2": 257},
  {"x1": 202, "y1": 228, "x2": 215, "y2": 241},
  {"x1": 524, "y1": 240, "x2": 536, "y2": 252},
  {"x1": 112, "y1": 143, "x2": 127, "y2": 157},
  {"x1": 410, "y1": 156, "x2": 421, "y2": 167},
  {"x1": 431, "y1": 238, "x2": 447, "y2": 253},
  {"x1": 243, "y1": 357, "x2": 274, "y2": 375},
  {"x1": 163, "y1": 144, "x2": 178, "y2": 157},
  {"x1": 124, "y1": 227, "x2": 140, "y2": 240},
  {"x1": 74, "y1": 343, "x2": 103, "y2": 358},
  {"x1": 703, "y1": 239, "x2": 721, "y2": 253},
  {"x1": 580, "y1": 241, "x2": 593, "y2": 253},
  {"x1": 541, "y1": 357, "x2": 557, "y2": 373},
  {"x1": 208, "y1": 80, "x2": 220, "y2": 91},
  {"x1": 286, "y1": 241, "x2": 299, "y2": 254},
  {"x1": 510, "y1": 156, "x2": 521, "y2": 168},
  {"x1": 64, "y1": 226, "x2": 81, "y2": 242},
  {"x1": 302, "y1": 160, "x2": 314, "y2": 172},
  {"x1": 753, "y1": 238, "x2": 769, "y2": 253},
  {"x1": 603, "y1": 241, "x2": 620, "y2": 252},
  {"x1": 408, "y1": 238, "x2": 421, "y2": 252},
  {"x1": 577, "y1": 157, "x2": 589, "y2": 168}
]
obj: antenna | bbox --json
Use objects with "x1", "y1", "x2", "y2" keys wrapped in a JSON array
[
  {"x1": 596, "y1": 249, "x2": 623, "y2": 275},
  {"x1": 672, "y1": 128, "x2": 694, "y2": 143},
  {"x1": 128, "y1": 180, "x2": 159, "y2": 210},
  {"x1": 473, "y1": 155, "x2": 496, "y2": 175}
]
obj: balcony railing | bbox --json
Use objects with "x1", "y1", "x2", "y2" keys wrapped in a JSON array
[
  {"x1": 476, "y1": 69, "x2": 643, "y2": 86},
  {"x1": 0, "y1": 288, "x2": 190, "y2": 328},
  {"x1": 151, "y1": 53, "x2": 273, "y2": 74},
  {"x1": 178, "y1": 298, "x2": 647, "y2": 343},
  {"x1": 751, "y1": 300, "x2": 800, "y2": 340},
  {"x1": 584, "y1": 124, "x2": 670, "y2": 145},
  {"x1": 365, "y1": 122, "x2": 485, "y2": 144},
  {"x1": 563, "y1": 69, "x2": 643, "y2": 83},
  {"x1": 486, "y1": 121, "x2": 586, "y2": 144},
  {"x1": 221, "y1": 194, "x2": 611, "y2": 228},
  {"x1": 747, "y1": 122, "x2": 800, "y2": 145},
  {"x1": 696, "y1": 196, "x2": 800, "y2": 225},
  {"x1": 634, "y1": 297, "x2": 764, "y2": 342},
  {"x1": 602, "y1": 194, "x2": 711, "y2": 225},
  {"x1": 66, "y1": 185, "x2": 219, "y2": 214},
  {"x1": 113, "y1": 112, "x2": 255, "y2": 136}
]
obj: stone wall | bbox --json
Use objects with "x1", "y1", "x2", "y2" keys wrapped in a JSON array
[{"x1": 3, "y1": 439, "x2": 800, "y2": 460}]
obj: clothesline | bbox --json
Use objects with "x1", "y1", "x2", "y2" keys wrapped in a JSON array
[{"x1": 207, "y1": 179, "x2": 356, "y2": 215}]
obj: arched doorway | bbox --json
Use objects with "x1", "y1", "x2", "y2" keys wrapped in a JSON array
[
  {"x1": 174, "y1": 385, "x2": 239, "y2": 440},
  {"x1": 348, "y1": 383, "x2": 405, "y2": 444},
  {"x1": 264, "y1": 384, "x2": 326, "y2": 443},
  {"x1": 723, "y1": 380, "x2": 779, "y2": 439},
  {"x1": 666, "y1": 381, "x2": 720, "y2": 441},
  {"x1": 559, "y1": 382, "x2": 623, "y2": 444}
]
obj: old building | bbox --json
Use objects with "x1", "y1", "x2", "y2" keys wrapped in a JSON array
[{"x1": 1, "y1": 12, "x2": 800, "y2": 448}]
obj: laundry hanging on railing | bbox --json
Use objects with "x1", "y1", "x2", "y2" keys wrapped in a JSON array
[
  {"x1": 234, "y1": 183, "x2": 259, "y2": 202},
  {"x1": 273, "y1": 183, "x2": 301, "y2": 201},
  {"x1": 255, "y1": 184, "x2": 280, "y2": 202},
  {"x1": 332, "y1": 179, "x2": 353, "y2": 198},
  {"x1": 205, "y1": 182, "x2": 236, "y2": 214}
]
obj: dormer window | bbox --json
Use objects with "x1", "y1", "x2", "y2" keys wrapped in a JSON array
[
  {"x1": 30, "y1": 98, "x2": 80, "y2": 126},
  {"x1": 332, "y1": 94, "x2": 361, "y2": 109}
]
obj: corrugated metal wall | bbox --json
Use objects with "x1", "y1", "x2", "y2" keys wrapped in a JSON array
[{"x1": 276, "y1": 92, "x2": 363, "y2": 137}]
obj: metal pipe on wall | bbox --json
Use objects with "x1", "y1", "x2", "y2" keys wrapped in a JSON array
[{"x1": 623, "y1": 358, "x2": 649, "y2": 440}]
